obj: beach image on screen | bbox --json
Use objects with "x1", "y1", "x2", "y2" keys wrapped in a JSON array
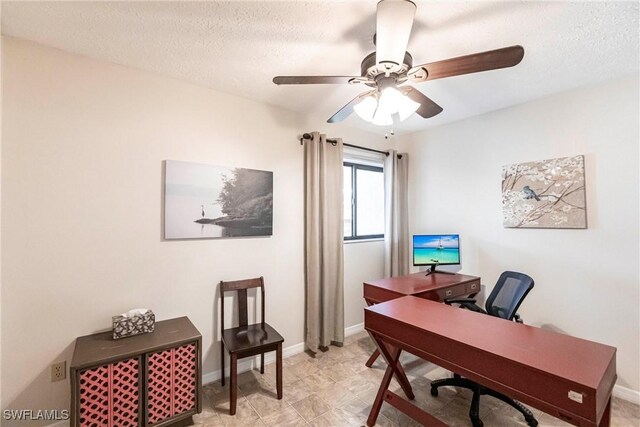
[{"x1": 413, "y1": 235, "x2": 460, "y2": 265}]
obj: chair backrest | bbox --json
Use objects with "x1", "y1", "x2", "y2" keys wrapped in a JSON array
[
  {"x1": 485, "y1": 271, "x2": 534, "y2": 321},
  {"x1": 219, "y1": 277, "x2": 265, "y2": 333}
]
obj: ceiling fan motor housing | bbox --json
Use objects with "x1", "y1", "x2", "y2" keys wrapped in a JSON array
[
  {"x1": 361, "y1": 51, "x2": 413, "y2": 81},
  {"x1": 374, "y1": 74, "x2": 399, "y2": 91}
]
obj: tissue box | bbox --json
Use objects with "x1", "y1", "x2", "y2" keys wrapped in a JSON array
[{"x1": 112, "y1": 309, "x2": 155, "y2": 340}]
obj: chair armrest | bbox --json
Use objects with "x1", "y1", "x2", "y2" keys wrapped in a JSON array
[{"x1": 445, "y1": 298, "x2": 486, "y2": 314}]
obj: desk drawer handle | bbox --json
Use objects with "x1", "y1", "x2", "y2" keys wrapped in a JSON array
[
  {"x1": 470, "y1": 283, "x2": 477, "y2": 290},
  {"x1": 445, "y1": 290, "x2": 453, "y2": 297}
]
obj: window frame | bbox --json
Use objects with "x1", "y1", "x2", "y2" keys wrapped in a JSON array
[{"x1": 343, "y1": 161, "x2": 385, "y2": 241}]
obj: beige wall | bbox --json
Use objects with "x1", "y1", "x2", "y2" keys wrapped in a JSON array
[
  {"x1": 0, "y1": 37, "x2": 389, "y2": 422},
  {"x1": 0, "y1": 6, "x2": 4, "y2": 415},
  {"x1": 397, "y1": 75, "x2": 640, "y2": 396},
  {"x1": 344, "y1": 240, "x2": 384, "y2": 328}
]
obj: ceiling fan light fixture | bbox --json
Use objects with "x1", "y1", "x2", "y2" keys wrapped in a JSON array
[
  {"x1": 354, "y1": 87, "x2": 419, "y2": 125},
  {"x1": 397, "y1": 94, "x2": 420, "y2": 121},
  {"x1": 353, "y1": 95, "x2": 378, "y2": 122},
  {"x1": 371, "y1": 109, "x2": 393, "y2": 127},
  {"x1": 377, "y1": 86, "x2": 403, "y2": 116}
]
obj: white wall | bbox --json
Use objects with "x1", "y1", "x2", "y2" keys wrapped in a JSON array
[
  {"x1": 0, "y1": 36, "x2": 389, "y2": 423},
  {"x1": 0, "y1": 6, "x2": 4, "y2": 415},
  {"x1": 397, "y1": 75, "x2": 640, "y2": 395},
  {"x1": 344, "y1": 240, "x2": 385, "y2": 328}
]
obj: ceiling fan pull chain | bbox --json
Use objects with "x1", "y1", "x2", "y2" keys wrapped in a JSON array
[{"x1": 384, "y1": 126, "x2": 395, "y2": 140}]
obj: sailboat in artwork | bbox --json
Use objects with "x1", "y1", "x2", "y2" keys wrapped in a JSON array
[{"x1": 437, "y1": 238, "x2": 444, "y2": 250}]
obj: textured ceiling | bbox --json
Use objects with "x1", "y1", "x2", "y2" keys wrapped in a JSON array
[{"x1": 2, "y1": 1, "x2": 638, "y2": 135}]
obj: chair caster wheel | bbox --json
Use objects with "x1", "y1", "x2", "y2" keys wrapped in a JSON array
[
  {"x1": 525, "y1": 418, "x2": 538, "y2": 427},
  {"x1": 430, "y1": 386, "x2": 438, "y2": 397},
  {"x1": 471, "y1": 418, "x2": 483, "y2": 427}
]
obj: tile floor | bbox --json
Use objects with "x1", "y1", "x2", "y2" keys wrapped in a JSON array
[{"x1": 193, "y1": 332, "x2": 640, "y2": 426}]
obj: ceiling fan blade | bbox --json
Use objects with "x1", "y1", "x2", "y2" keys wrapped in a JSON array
[
  {"x1": 401, "y1": 86, "x2": 443, "y2": 118},
  {"x1": 327, "y1": 91, "x2": 374, "y2": 123},
  {"x1": 414, "y1": 45, "x2": 525, "y2": 81},
  {"x1": 376, "y1": 0, "x2": 416, "y2": 71},
  {"x1": 273, "y1": 76, "x2": 360, "y2": 85}
]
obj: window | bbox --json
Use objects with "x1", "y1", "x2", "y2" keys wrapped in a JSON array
[{"x1": 344, "y1": 162, "x2": 385, "y2": 240}]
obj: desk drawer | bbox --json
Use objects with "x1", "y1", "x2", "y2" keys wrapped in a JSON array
[
  {"x1": 363, "y1": 284, "x2": 402, "y2": 304},
  {"x1": 467, "y1": 280, "x2": 480, "y2": 295},
  {"x1": 436, "y1": 283, "x2": 468, "y2": 300}
]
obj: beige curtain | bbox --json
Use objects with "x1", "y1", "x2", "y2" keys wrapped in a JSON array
[
  {"x1": 384, "y1": 150, "x2": 409, "y2": 277},
  {"x1": 303, "y1": 132, "x2": 344, "y2": 353}
]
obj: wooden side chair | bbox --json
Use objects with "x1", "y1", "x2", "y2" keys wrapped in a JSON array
[{"x1": 219, "y1": 276, "x2": 284, "y2": 415}]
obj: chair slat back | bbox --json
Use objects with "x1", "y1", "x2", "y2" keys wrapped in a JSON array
[
  {"x1": 237, "y1": 288, "x2": 248, "y2": 327},
  {"x1": 221, "y1": 278, "x2": 263, "y2": 292},
  {"x1": 219, "y1": 277, "x2": 265, "y2": 332}
]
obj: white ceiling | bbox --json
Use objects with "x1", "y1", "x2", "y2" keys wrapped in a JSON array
[{"x1": 2, "y1": 1, "x2": 638, "y2": 135}]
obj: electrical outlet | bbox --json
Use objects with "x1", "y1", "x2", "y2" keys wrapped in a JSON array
[{"x1": 51, "y1": 361, "x2": 66, "y2": 382}]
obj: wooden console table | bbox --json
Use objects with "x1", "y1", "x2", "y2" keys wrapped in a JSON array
[
  {"x1": 365, "y1": 296, "x2": 616, "y2": 427},
  {"x1": 363, "y1": 272, "x2": 481, "y2": 366},
  {"x1": 70, "y1": 316, "x2": 202, "y2": 427}
]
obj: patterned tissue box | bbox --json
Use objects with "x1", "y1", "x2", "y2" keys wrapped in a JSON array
[{"x1": 112, "y1": 309, "x2": 155, "y2": 340}]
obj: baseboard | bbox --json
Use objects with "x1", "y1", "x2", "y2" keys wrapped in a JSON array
[
  {"x1": 202, "y1": 358, "x2": 254, "y2": 385},
  {"x1": 613, "y1": 384, "x2": 640, "y2": 405},
  {"x1": 345, "y1": 322, "x2": 364, "y2": 337},
  {"x1": 202, "y1": 340, "x2": 306, "y2": 385},
  {"x1": 203, "y1": 323, "x2": 364, "y2": 385}
]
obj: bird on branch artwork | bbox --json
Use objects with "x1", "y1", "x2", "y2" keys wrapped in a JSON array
[{"x1": 502, "y1": 155, "x2": 587, "y2": 229}]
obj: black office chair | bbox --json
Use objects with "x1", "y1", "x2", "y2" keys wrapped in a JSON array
[{"x1": 430, "y1": 271, "x2": 538, "y2": 427}]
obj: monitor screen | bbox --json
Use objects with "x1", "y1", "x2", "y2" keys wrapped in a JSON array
[{"x1": 413, "y1": 234, "x2": 460, "y2": 266}]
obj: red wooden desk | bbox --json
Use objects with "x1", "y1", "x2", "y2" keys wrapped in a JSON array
[
  {"x1": 365, "y1": 296, "x2": 616, "y2": 427},
  {"x1": 363, "y1": 271, "x2": 481, "y2": 305},
  {"x1": 363, "y1": 272, "x2": 480, "y2": 367}
]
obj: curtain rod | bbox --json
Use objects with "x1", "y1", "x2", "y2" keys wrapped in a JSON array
[{"x1": 300, "y1": 133, "x2": 402, "y2": 158}]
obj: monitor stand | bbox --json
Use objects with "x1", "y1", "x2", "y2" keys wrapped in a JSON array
[{"x1": 425, "y1": 265, "x2": 456, "y2": 276}]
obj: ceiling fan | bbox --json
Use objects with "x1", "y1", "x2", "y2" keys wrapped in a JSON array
[{"x1": 272, "y1": 0, "x2": 524, "y2": 126}]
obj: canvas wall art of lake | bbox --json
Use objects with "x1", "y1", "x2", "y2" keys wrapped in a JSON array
[{"x1": 164, "y1": 160, "x2": 273, "y2": 239}]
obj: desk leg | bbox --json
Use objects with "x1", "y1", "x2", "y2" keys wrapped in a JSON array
[
  {"x1": 368, "y1": 332, "x2": 414, "y2": 400},
  {"x1": 366, "y1": 334, "x2": 448, "y2": 427},
  {"x1": 364, "y1": 298, "x2": 379, "y2": 368},
  {"x1": 598, "y1": 397, "x2": 611, "y2": 427},
  {"x1": 367, "y1": 352, "x2": 396, "y2": 427},
  {"x1": 365, "y1": 349, "x2": 380, "y2": 368},
  {"x1": 380, "y1": 347, "x2": 416, "y2": 400}
]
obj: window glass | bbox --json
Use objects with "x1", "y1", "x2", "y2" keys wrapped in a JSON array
[
  {"x1": 356, "y1": 169, "x2": 385, "y2": 236},
  {"x1": 343, "y1": 165, "x2": 353, "y2": 237},
  {"x1": 343, "y1": 162, "x2": 384, "y2": 240}
]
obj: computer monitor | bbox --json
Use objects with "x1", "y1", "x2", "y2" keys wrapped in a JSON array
[{"x1": 413, "y1": 234, "x2": 460, "y2": 276}]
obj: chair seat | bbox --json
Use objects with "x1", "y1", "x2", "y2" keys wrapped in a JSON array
[{"x1": 222, "y1": 323, "x2": 284, "y2": 354}]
